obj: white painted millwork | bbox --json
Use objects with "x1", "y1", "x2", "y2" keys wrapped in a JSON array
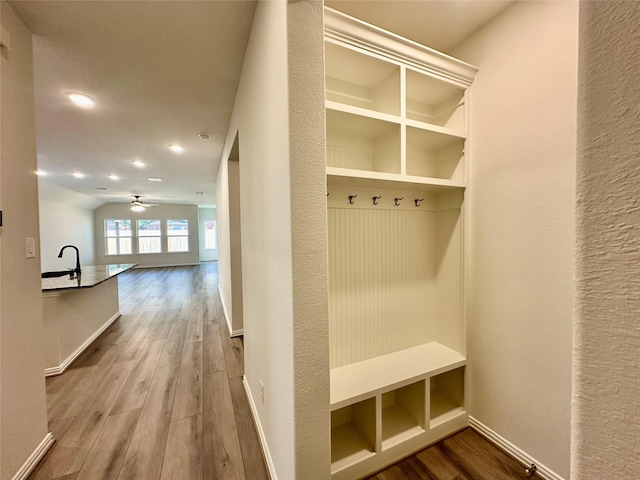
[{"x1": 325, "y1": 9, "x2": 476, "y2": 478}]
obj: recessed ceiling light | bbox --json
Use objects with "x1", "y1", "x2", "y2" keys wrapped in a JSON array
[
  {"x1": 132, "y1": 160, "x2": 145, "y2": 168},
  {"x1": 168, "y1": 144, "x2": 184, "y2": 154},
  {"x1": 72, "y1": 171, "x2": 85, "y2": 178},
  {"x1": 35, "y1": 170, "x2": 47, "y2": 176},
  {"x1": 108, "y1": 174, "x2": 119, "y2": 180},
  {"x1": 148, "y1": 177, "x2": 162, "y2": 182},
  {"x1": 195, "y1": 192, "x2": 205, "y2": 195},
  {"x1": 65, "y1": 92, "x2": 95, "y2": 108}
]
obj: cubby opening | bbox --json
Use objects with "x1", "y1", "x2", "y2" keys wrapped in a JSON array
[
  {"x1": 406, "y1": 127, "x2": 465, "y2": 181},
  {"x1": 430, "y1": 367, "x2": 465, "y2": 428},
  {"x1": 326, "y1": 109, "x2": 401, "y2": 174},
  {"x1": 331, "y1": 398, "x2": 377, "y2": 472},
  {"x1": 406, "y1": 69, "x2": 465, "y2": 130},
  {"x1": 325, "y1": 42, "x2": 400, "y2": 116},
  {"x1": 382, "y1": 381, "x2": 426, "y2": 449}
]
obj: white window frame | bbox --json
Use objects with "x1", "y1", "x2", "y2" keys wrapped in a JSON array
[
  {"x1": 136, "y1": 219, "x2": 162, "y2": 254},
  {"x1": 167, "y1": 219, "x2": 189, "y2": 253},
  {"x1": 105, "y1": 219, "x2": 133, "y2": 255}
]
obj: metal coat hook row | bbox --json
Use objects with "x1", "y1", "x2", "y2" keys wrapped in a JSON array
[
  {"x1": 415, "y1": 198, "x2": 424, "y2": 207},
  {"x1": 372, "y1": 195, "x2": 382, "y2": 205},
  {"x1": 348, "y1": 194, "x2": 357, "y2": 205},
  {"x1": 394, "y1": 197, "x2": 404, "y2": 206}
]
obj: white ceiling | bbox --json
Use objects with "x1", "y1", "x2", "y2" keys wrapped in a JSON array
[{"x1": 10, "y1": 0, "x2": 513, "y2": 209}]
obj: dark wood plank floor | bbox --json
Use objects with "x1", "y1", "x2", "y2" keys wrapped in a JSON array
[
  {"x1": 30, "y1": 263, "x2": 528, "y2": 480},
  {"x1": 367, "y1": 428, "x2": 530, "y2": 480},
  {"x1": 29, "y1": 263, "x2": 268, "y2": 480}
]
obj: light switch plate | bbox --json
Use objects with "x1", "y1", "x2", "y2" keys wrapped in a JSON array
[{"x1": 25, "y1": 237, "x2": 35, "y2": 258}]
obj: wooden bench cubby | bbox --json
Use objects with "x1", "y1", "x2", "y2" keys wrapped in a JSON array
[{"x1": 330, "y1": 343, "x2": 468, "y2": 478}]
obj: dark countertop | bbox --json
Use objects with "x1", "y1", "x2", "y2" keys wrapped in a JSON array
[{"x1": 42, "y1": 263, "x2": 138, "y2": 292}]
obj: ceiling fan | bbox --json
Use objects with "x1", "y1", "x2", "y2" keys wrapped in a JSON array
[{"x1": 130, "y1": 195, "x2": 159, "y2": 212}]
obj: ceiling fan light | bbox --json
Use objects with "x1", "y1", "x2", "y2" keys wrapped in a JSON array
[{"x1": 131, "y1": 205, "x2": 145, "y2": 213}]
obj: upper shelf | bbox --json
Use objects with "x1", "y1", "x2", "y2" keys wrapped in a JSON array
[{"x1": 326, "y1": 167, "x2": 466, "y2": 192}]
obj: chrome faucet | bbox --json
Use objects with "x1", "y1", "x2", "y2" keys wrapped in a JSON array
[{"x1": 58, "y1": 245, "x2": 81, "y2": 275}]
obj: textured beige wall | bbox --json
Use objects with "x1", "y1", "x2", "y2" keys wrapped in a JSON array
[
  {"x1": 216, "y1": 0, "x2": 328, "y2": 477},
  {"x1": 454, "y1": 2, "x2": 577, "y2": 477},
  {"x1": 0, "y1": 2, "x2": 50, "y2": 478},
  {"x1": 287, "y1": 1, "x2": 329, "y2": 477},
  {"x1": 573, "y1": 1, "x2": 640, "y2": 476}
]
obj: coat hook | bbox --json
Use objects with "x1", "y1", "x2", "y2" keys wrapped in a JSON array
[
  {"x1": 394, "y1": 197, "x2": 404, "y2": 206},
  {"x1": 414, "y1": 198, "x2": 424, "y2": 207},
  {"x1": 348, "y1": 194, "x2": 357, "y2": 205},
  {"x1": 372, "y1": 195, "x2": 382, "y2": 205}
]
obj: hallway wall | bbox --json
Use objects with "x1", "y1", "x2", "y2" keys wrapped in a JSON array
[
  {"x1": 216, "y1": 1, "x2": 329, "y2": 477},
  {"x1": 0, "y1": 3, "x2": 50, "y2": 478},
  {"x1": 573, "y1": 1, "x2": 640, "y2": 475},
  {"x1": 38, "y1": 181, "x2": 97, "y2": 272},
  {"x1": 453, "y1": 2, "x2": 578, "y2": 477}
]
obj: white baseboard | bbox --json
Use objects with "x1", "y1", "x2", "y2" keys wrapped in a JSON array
[
  {"x1": 11, "y1": 432, "x2": 54, "y2": 480},
  {"x1": 217, "y1": 284, "x2": 233, "y2": 335},
  {"x1": 469, "y1": 416, "x2": 565, "y2": 480},
  {"x1": 44, "y1": 312, "x2": 121, "y2": 377},
  {"x1": 243, "y1": 375, "x2": 277, "y2": 480},
  {"x1": 133, "y1": 263, "x2": 199, "y2": 269}
]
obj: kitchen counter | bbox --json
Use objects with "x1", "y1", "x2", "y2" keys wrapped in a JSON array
[
  {"x1": 42, "y1": 263, "x2": 137, "y2": 292},
  {"x1": 42, "y1": 263, "x2": 137, "y2": 376}
]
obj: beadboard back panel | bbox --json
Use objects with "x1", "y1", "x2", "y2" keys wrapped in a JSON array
[
  {"x1": 327, "y1": 186, "x2": 464, "y2": 368},
  {"x1": 328, "y1": 205, "x2": 435, "y2": 368}
]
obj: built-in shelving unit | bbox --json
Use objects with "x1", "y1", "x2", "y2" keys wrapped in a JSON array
[{"x1": 325, "y1": 7, "x2": 477, "y2": 479}]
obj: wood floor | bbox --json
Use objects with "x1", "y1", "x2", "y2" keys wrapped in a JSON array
[
  {"x1": 367, "y1": 428, "x2": 531, "y2": 480},
  {"x1": 30, "y1": 263, "x2": 529, "y2": 480},
  {"x1": 29, "y1": 263, "x2": 268, "y2": 480}
]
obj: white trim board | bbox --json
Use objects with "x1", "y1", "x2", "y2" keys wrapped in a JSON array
[
  {"x1": 217, "y1": 284, "x2": 234, "y2": 337},
  {"x1": 469, "y1": 417, "x2": 565, "y2": 480},
  {"x1": 243, "y1": 375, "x2": 277, "y2": 480},
  {"x1": 11, "y1": 433, "x2": 54, "y2": 480},
  {"x1": 132, "y1": 262, "x2": 199, "y2": 269},
  {"x1": 44, "y1": 312, "x2": 121, "y2": 377}
]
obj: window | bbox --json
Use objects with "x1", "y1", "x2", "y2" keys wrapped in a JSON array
[
  {"x1": 105, "y1": 219, "x2": 132, "y2": 255},
  {"x1": 137, "y1": 219, "x2": 162, "y2": 253},
  {"x1": 204, "y1": 220, "x2": 217, "y2": 249},
  {"x1": 167, "y1": 219, "x2": 189, "y2": 252}
]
